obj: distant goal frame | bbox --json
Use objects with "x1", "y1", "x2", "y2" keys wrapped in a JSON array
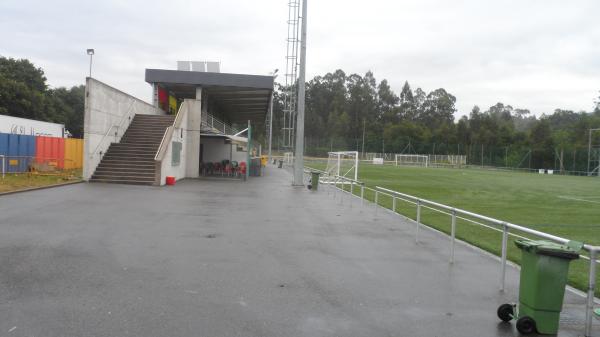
[{"x1": 395, "y1": 154, "x2": 429, "y2": 168}]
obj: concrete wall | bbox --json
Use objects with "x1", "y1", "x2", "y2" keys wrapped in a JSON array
[
  {"x1": 157, "y1": 99, "x2": 201, "y2": 185},
  {"x1": 201, "y1": 137, "x2": 230, "y2": 163},
  {"x1": 83, "y1": 78, "x2": 163, "y2": 180},
  {"x1": 232, "y1": 143, "x2": 247, "y2": 163},
  {"x1": 201, "y1": 137, "x2": 247, "y2": 164}
]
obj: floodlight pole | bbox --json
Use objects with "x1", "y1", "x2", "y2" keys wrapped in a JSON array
[
  {"x1": 86, "y1": 49, "x2": 95, "y2": 78},
  {"x1": 588, "y1": 128, "x2": 600, "y2": 176},
  {"x1": 292, "y1": 0, "x2": 307, "y2": 186},
  {"x1": 268, "y1": 71, "x2": 278, "y2": 161}
]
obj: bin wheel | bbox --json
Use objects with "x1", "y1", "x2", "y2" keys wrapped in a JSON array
[
  {"x1": 516, "y1": 316, "x2": 536, "y2": 334},
  {"x1": 497, "y1": 303, "x2": 514, "y2": 322}
]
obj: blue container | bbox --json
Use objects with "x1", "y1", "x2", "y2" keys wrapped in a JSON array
[{"x1": 0, "y1": 133, "x2": 36, "y2": 173}]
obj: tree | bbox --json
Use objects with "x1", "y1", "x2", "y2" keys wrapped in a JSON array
[{"x1": 0, "y1": 56, "x2": 85, "y2": 136}]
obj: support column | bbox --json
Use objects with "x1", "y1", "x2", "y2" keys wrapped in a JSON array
[
  {"x1": 292, "y1": 0, "x2": 307, "y2": 186},
  {"x1": 185, "y1": 87, "x2": 201, "y2": 178}
]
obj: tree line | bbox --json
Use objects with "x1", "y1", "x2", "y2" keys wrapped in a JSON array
[
  {"x1": 271, "y1": 69, "x2": 600, "y2": 172},
  {"x1": 0, "y1": 56, "x2": 84, "y2": 137}
]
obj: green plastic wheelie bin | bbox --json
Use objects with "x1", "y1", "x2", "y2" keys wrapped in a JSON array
[
  {"x1": 309, "y1": 172, "x2": 320, "y2": 191},
  {"x1": 497, "y1": 239, "x2": 581, "y2": 334}
]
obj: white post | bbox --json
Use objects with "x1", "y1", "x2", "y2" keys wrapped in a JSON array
[
  {"x1": 360, "y1": 184, "x2": 365, "y2": 206},
  {"x1": 392, "y1": 197, "x2": 396, "y2": 213},
  {"x1": 416, "y1": 200, "x2": 421, "y2": 243},
  {"x1": 500, "y1": 223, "x2": 508, "y2": 292},
  {"x1": 450, "y1": 209, "x2": 456, "y2": 264},
  {"x1": 585, "y1": 249, "x2": 596, "y2": 337},
  {"x1": 374, "y1": 190, "x2": 379, "y2": 217}
]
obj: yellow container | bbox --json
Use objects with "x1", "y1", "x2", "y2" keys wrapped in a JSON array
[
  {"x1": 260, "y1": 155, "x2": 268, "y2": 167},
  {"x1": 64, "y1": 138, "x2": 83, "y2": 169}
]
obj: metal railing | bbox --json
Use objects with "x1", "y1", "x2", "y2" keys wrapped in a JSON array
[
  {"x1": 91, "y1": 100, "x2": 136, "y2": 159},
  {"x1": 201, "y1": 111, "x2": 237, "y2": 135},
  {"x1": 306, "y1": 167, "x2": 599, "y2": 336}
]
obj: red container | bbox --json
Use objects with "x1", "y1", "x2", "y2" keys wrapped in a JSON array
[
  {"x1": 35, "y1": 136, "x2": 65, "y2": 169},
  {"x1": 165, "y1": 176, "x2": 176, "y2": 185}
]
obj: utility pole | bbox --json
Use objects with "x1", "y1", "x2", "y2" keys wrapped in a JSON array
[{"x1": 292, "y1": 0, "x2": 307, "y2": 186}]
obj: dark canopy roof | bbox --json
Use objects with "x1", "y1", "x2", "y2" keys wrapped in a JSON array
[{"x1": 145, "y1": 69, "x2": 273, "y2": 124}]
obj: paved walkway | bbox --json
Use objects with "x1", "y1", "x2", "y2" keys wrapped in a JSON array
[{"x1": 0, "y1": 167, "x2": 597, "y2": 337}]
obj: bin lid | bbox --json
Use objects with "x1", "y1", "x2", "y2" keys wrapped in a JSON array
[{"x1": 514, "y1": 239, "x2": 580, "y2": 260}]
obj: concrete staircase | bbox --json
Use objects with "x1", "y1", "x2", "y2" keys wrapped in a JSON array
[{"x1": 90, "y1": 114, "x2": 175, "y2": 185}]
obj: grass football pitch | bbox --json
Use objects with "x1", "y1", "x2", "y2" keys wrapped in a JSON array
[{"x1": 306, "y1": 160, "x2": 600, "y2": 296}]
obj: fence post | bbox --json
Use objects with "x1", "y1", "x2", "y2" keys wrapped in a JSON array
[
  {"x1": 374, "y1": 190, "x2": 379, "y2": 217},
  {"x1": 333, "y1": 177, "x2": 337, "y2": 198},
  {"x1": 340, "y1": 180, "x2": 344, "y2": 205},
  {"x1": 450, "y1": 209, "x2": 456, "y2": 264},
  {"x1": 349, "y1": 182, "x2": 354, "y2": 208},
  {"x1": 360, "y1": 184, "x2": 365, "y2": 206},
  {"x1": 500, "y1": 223, "x2": 508, "y2": 292},
  {"x1": 585, "y1": 249, "x2": 597, "y2": 337},
  {"x1": 416, "y1": 199, "x2": 421, "y2": 243},
  {"x1": 392, "y1": 197, "x2": 396, "y2": 213},
  {"x1": 1, "y1": 155, "x2": 4, "y2": 179}
]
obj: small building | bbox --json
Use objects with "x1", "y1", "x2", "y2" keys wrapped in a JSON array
[{"x1": 83, "y1": 64, "x2": 273, "y2": 185}]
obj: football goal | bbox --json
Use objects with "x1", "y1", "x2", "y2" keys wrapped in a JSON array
[
  {"x1": 395, "y1": 154, "x2": 429, "y2": 167},
  {"x1": 324, "y1": 151, "x2": 359, "y2": 182}
]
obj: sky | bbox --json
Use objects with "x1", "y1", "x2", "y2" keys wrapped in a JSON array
[{"x1": 1, "y1": 0, "x2": 599, "y2": 118}]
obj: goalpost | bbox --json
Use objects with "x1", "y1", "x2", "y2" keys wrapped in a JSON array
[
  {"x1": 325, "y1": 151, "x2": 359, "y2": 182},
  {"x1": 395, "y1": 154, "x2": 429, "y2": 168}
]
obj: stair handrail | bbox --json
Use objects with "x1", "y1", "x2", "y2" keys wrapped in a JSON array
[
  {"x1": 90, "y1": 99, "x2": 136, "y2": 158},
  {"x1": 155, "y1": 101, "x2": 187, "y2": 162},
  {"x1": 201, "y1": 111, "x2": 237, "y2": 135}
]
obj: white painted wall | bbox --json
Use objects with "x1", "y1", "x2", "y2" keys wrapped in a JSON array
[
  {"x1": 83, "y1": 78, "x2": 163, "y2": 180},
  {"x1": 0, "y1": 114, "x2": 65, "y2": 137},
  {"x1": 201, "y1": 137, "x2": 231, "y2": 163},
  {"x1": 158, "y1": 99, "x2": 201, "y2": 185}
]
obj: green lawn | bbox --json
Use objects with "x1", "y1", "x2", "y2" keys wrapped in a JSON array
[
  {"x1": 0, "y1": 172, "x2": 81, "y2": 193},
  {"x1": 306, "y1": 160, "x2": 600, "y2": 296}
]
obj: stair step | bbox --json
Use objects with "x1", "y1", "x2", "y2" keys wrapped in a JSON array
[
  {"x1": 90, "y1": 178, "x2": 154, "y2": 186},
  {"x1": 92, "y1": 174, "x2": 155, "y2": 181}
]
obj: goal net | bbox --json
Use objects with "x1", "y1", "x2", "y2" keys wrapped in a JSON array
[
  {"x1": 395, "y1": 154, "x2": 429, "y2": 167},
  {"x1": 325, "y1": 151, "x2": 359, "y2": 182}
]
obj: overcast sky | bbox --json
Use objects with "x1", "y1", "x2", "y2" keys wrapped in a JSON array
[{"x1": 1, "y1": 0, "x2": 599, "y2": 118}]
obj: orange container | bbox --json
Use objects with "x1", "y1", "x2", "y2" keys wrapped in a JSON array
[
  {"x1": 166, "y1": 176, "x2": 176, "y2": 185},
  {"x1": 35, "y1": 136, "x2": 65, "y2": 169}
]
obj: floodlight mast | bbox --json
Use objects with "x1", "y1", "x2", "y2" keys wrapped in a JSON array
[
  {"x1": 86, "y1": 49, "x2": 94, "y2": 78},
  {"x1": 267, "y1": 69, "x2": 278, "y2": 161},
  {"x1": 292, "y1": 0, "x2": 307, "y2": 186}
]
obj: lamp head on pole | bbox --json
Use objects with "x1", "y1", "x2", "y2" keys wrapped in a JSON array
[{"x1": 86, "y1": 49, "x2": 95, "y2": 55}]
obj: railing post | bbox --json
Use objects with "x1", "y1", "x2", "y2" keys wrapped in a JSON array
[
  {"x1": 585, "y1": 249, "x2": 596, "y2": 337},
  {"x1": 340, "y1": 180, "x2": 344, "y2": 205},
  {"x1": 1, "y1": 155, "x2": 4, "y2": 179},
  {"x1": 374, "y1": 191, "x2": 379, "y2": 217},
  {"x1": 349, "y1": 182, "x2": 354, "y2": 208},
  {"x1": 416, "y1": 199, "x2": 421, "y2": 243},
  {"x1": 450, "y1": 208, "x2": 456, "y2": 264},
  {"x1": 333, "y1": 177, "x2": 337, "y2": 198},
  {"x1": 500, "y1": 223, "x2": 508, "y2": 292},
  {"x1": 392, "y1": 196, "x2": 396, "y2": 213},
  {"x1": 360, "y1": 184, "x2": 365, "y2": 206}
]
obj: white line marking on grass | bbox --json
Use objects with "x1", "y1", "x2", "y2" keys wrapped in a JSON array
[{"x1": 558, "y1": 196, "x2": 600, "y2": 204}]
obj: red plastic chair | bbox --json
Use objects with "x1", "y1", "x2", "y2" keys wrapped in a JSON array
[{"x1": 239, "y1": 162, "x2": 247, "y2": 176}]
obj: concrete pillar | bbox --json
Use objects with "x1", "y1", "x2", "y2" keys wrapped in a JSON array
[
  {"x1": 152, "y1": 83, "x2": 158, "y2": 107},
  {"x1": 185, "y1": 87, "x2": 202, "y2": 178}
]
